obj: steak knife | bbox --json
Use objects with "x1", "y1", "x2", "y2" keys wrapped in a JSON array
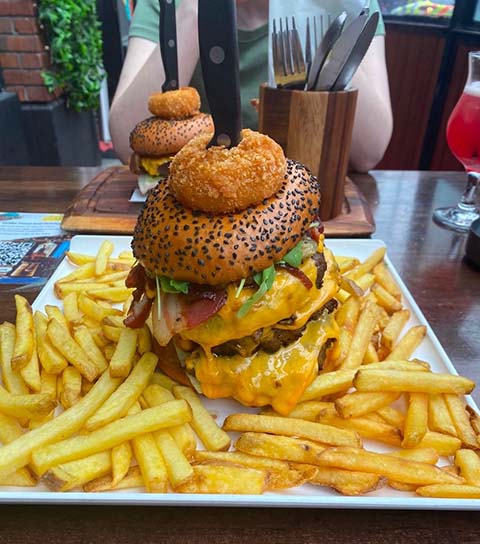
[
  {"x1": 198, "y1": 0, "x2": 241, "y2": 148},
  {"x1": 314, "y1": 14, "x2": 368, "y2": 91},
  {"x1": 159, "y1": 0, "x2": 179, "y2": 92}
]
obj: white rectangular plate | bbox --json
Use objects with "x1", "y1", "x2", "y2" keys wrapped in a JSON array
[{"x1": 0, "y1": 235, "x2": 478, "y2": 509}]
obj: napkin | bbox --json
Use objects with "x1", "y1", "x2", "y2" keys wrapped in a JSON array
[{"x1": 267, "y1": 0, "x2": 365, "y2": 86}]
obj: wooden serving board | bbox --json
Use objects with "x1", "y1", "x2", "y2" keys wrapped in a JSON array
[{"x1": 61, "y1": 166, "x2": 375, "y2": 237}]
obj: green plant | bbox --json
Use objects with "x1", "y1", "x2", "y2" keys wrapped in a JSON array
[{"x1": 38, "y1": 0, "x2": 105, "y2": 111}]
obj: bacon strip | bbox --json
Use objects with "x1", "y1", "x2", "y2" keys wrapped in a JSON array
[{"x1": 277, "y1": 263, "x2": 313, "y2": 289}]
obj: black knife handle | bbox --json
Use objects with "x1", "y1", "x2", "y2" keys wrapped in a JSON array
[
  {"x1": 198, "y1": 0, "x2": 241, "y2": 148},
  {"x1": 159, "y1": 0, "x2": 178, "y2": 92}
]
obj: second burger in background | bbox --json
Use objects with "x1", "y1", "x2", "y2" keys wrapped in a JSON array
[{"x1": 129, "y1": 86, "x2": 214, "y2": 194}]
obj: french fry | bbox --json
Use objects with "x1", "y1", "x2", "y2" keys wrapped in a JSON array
[
  {"x1": 309, "y1": 466, "x2": 385, "y2": 496},
  {"x1": 373, "y1": 261, "x2": 402, "y2": 300},
  {"x1": 391, "y1": 447, "x2": 440, "y2": 465},
  {"x1": 20, "y1": 339, "x2": 41, "y2": 392},
  {"x1": 339, "y1": 276, "x2": 365, "y2": 298},
  {"x1": 263, "y1": 401, "x2": 334, "y2": 422},
  {"x1": 385, "y1": 325, "x2": 426, "y2": 361},
  {"x1": 340, "y1": 300, "x2": 379, "y2": 370},
  {"x1": 57, "y1": 261, "x2": 95, "y2": 283},
  {"x1": 417, "y1": 431, "x2": 462, "y2": 457},
  {"x1": 345, "y1": 247, "x2": 386, "y2": 281},
  {"x1": 235, "y1": 432, "x2": 326, "y2": 464},
  {"x1": 353, "y1": 369, "x2": 475, "y2": 395},
  {"x1": 317, "y1": 414, "x2": 402, "y2": 447},
  {"x1": 137, "y1": 325, "x2": 152, "y2": 355},
  {"x1": 0, "y1": 370, "x2": 121, "y2": 480},
  {"x1": 223, "y1": 413, "x2": 361, "y2": 448},
  {"x1": 34, "y1": 311, "x2": 68, "y2": 375},
  {"x1": 0, "y1": 322, "x2": 29, "y2": 394},
  {"x1": 0, "y1": 386, "x2": 55, "y2": 420},
  {"x1": 102, "y1": 323, "x2": 121, "y2": 343},
  {"x1": 61, "y1": 366, "x2": 82, "y2": 409},
  {"x1": 87, "y1": 286, "x2": 133, "y2": 303},
  {"x1": 40, "y1": 369, "x2": 57, "y2": 400},
  {"x1": 85, "y1": 352, "x2": 158, "y2": 430},
  {"x1": 31, "y1": 400, "x2": 191, "y2": 475},
  {"x1": 299, "y1": 369, "x2": 356, "y2": 402},
  {"x1": 47, "y1": 318, "x2": 99, "y2": 382},
  {"x1": 132, "y1": 430, "x2": 168, "y2": 493},
  {"x1": 0, "y1": 467, "x2": 36, "y2": 487},
  {"x1": 365, "y1": 360, "x2": 430, "y2": 372},
  {"x1": 455, "y1": 449, "x2": 480, "y2": 485},
  {"x1": 84, "y1": 465, "x2": 144, "y2": 492},
  {"x1": 111, "y1": 442, "x2": 132, "y2": 487},
  {"x1": 428, "y1": 394, "x2": 457, "y2": 436},
  {"x1": 376, "y1": 406, "x2": 405, "y2": 429},
  {"x1": 416, "y1": 484, "x2": 480, "y2": 499},
  {"x1": 62, "y1": 292, "x2": 82, "y2": 324},
  {"x1": 149, "y1": 373, "x2": 178, "y2": 391},
  {"x1": 42, "y1": 451, "x2": 111, "y2": 491},
  {"x1": 402, "y1": 393, "x2": 428, "y2": 448},
  {"x1": 336, "y1": 274, "x2": 375, "y2": 303},
  {"x1": 109, "y1": 328, "x2": 138, "y2": 378},
  {"x1": 95, "y1": 240, "x2": 114, "y2": 276},
  {"x1": 174, "y1": 385, "x2": 231, "y2": 452},
  {"x1": 176, "y1": 465, "x2": 267, "y2": 494},
  {"x1": 444, "y1": 395, "x2": 479, "y2": 449},
  {"x1": 335, "y1": 256, "x2": 360, "y2": 274},
  {"x1": 371, "y1": 284, "x2": 403, "y2": 314},
  {"x1": 194, "y1": 450, "x2": 291, "y2": 473},
  {"x1": 335, "y1": 391, "x2": 400, "y2": 419},
  {"x1": 153, "y1": 430, "x2": 194, "y2": 488},
  {"x1": 73, "y1": 325, "x2": 108, "y2": 374},
  {"x1": 381, "y1": 310, "x2": 410, "y2": 352},
  {"x1": 0, "y1": 413, "x2": 24, "y2": 443},
  {"x1": 363, "y1": 342, "x2": 379, "y2": 364},
  {"x1": 466, "y1": 405, "x2": 480, "y2": 435},
  {"x1": 78, "y1": 292, "x2": 123, "y2": 322},
  {"x1": 45, "y1": 305, "x2": 69, "y2": 328},
  {"x1": 11, "y1": 295, "x2": 34, "y2": 371},
  {"x1": 318, "y1": 447, "x2": 464, "y2": 485},
  {"x1": 143, "y1": 384, "x2": 197, "y2": 459}
]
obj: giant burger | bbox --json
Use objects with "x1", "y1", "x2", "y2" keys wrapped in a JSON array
[{"x1": 124, "y1": 128, "x2": 339, "y2": 415}]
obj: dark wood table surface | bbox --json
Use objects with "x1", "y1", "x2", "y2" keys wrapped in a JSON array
[{"x1": 0, "y1": 167, "x2": 479, "y2": 543}]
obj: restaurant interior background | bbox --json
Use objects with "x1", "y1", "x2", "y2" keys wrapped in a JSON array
[{"x1": 1, "y1": 0, "x2": 480, "y2": 171}]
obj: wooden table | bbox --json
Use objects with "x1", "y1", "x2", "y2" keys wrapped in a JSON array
[{"x1": 0, "y1": 167, "x2": 479, "y2": 543}]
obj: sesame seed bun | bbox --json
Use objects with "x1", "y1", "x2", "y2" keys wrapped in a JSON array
[
  {"x1": 129, "y1": 113, "x2": 214, "y2": 157},
  {"x1": 132, "y1": 159, "x2": 321, "y2": 285}
]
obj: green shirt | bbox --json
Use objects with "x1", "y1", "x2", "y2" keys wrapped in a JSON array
[{"x1": 129, "y1": 1, "x2": 385, "y2": 130}]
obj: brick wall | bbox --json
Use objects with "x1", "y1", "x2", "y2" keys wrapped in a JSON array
[{"x1": 0, "y1": 0, "x2": 60, "y2": 102}]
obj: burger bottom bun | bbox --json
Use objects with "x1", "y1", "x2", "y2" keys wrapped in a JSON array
[
  {"x1": 169, "y1": 129, "x2": 287, "y2": 214},
  {"x1": 129, "y1": 113, "x2": 214, "y2": 156},
  {"x1": 132, "y1": 159, "x2": 321, "y2": 285},
  {"x1": 148, "y1": 87, "x2": 201, "y2": 119}
]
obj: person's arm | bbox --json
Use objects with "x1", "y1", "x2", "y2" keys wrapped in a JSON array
[
  {"x1": 109, "y1": 0, "x2": 200, "y2": 163},
  {"x1": 349, "y1": 35, "x2": 393, "y2": 173}
]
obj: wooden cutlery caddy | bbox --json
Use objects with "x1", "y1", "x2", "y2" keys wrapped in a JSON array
[{"x1": 258, "y1": 84, "x2": 358, "y2": 221}]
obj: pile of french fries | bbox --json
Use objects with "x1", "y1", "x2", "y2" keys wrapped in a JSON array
[{"x1": 0, "y1": 241, "x2": 479, "y2": 498}]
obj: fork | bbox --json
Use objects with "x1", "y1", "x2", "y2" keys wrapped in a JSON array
[{"x1": 272, "y1": 16, "x2": 306, "y2": 89}]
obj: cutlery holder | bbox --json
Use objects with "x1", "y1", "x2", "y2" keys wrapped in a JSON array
[{"x1": 258, "y1": 84, "x2": 358, "y2": 221}]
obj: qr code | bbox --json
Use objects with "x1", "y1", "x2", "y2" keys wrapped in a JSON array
[{"x1": 0, "y1": 241, "x2": 34, "y2": 267}]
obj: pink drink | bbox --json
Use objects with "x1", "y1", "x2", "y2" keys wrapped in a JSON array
[{"x1": 446, "y1": 82, "x2": 480, "y2": 172}]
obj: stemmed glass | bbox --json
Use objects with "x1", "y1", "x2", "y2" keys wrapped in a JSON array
[{"x1": 433, "y1": 51, "x2": 480, "y2": 232}]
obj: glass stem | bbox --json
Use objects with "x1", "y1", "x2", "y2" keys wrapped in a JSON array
[{"x1": 459, "y1": 172, "x2": 479, "y2": 210}]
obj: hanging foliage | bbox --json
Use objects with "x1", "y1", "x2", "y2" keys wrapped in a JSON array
[{"x1": 38, "y1": 0, "x2": 105, "y2": 111}]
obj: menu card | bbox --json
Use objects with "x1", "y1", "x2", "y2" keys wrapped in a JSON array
[{"x1": 0, "y1": 212, "x2": 70, "y2": 285}]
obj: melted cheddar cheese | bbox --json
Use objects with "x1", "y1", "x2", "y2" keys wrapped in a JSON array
[
  {"x1": 140, "y1": 155, "x2": 174, "y2": 176},
  {"x1": 185, "y1": 314, "x2": 338, "y2": 415},
  {"x1": 180, "y1": 246, "x2": 339, "y2": 350}
]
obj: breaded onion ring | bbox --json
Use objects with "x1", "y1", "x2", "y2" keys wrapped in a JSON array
[
  {"x1": 132, "y1": 159, "x2": 320, "y2": 285},
  {"x1": 168, "y1": 129, "x2": 286, "y2": 214},
  {"x1": 148, "y1": 87, "x2": 201, "y2": 119},
  {"x1": 129, "y1": 114, "x2": 214, "y2": 156}
]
